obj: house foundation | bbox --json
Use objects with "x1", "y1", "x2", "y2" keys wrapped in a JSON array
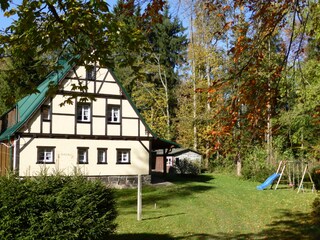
[{"x1": 89, "y1": 174, "x2": 151, "y2": 188}]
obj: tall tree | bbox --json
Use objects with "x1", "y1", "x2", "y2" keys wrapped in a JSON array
[
  {"x1": 208, "y1": 1, "x2": 311, "y2": 171},
  {"x1": 177, "y1": 0, "x2": 229, "y2": 169},
  {"x1": 275, "y1": 2, "x2": 320, "y2": 160},
  {"x1": 177, "y1": 0, "x2": 315, "y2": 174},
  {"x1": 112, "y1": 0, "x2": 187, "y2": 140}
]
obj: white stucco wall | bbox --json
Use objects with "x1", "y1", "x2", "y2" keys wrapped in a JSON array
[{"x1": 19, "y1": 138, "x2": 150, "y2": 177}]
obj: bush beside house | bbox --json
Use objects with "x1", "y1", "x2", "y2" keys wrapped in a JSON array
[
  {"x1": 311, "y1": 165, "x2": 320, "y2": 190},
  {"x1": 174, "y1": 158, "x2": 201, "y2": 175},
  {"x1": 312, "y1": 197, "x2": 320, "y2": 228},
  {"x1": 0, "y1": 174, "x2": 117, "y2": 239}
]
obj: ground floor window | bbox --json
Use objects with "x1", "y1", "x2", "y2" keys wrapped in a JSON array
[
  {"x1": 116, "y1": 149, "x2": 131, "y2": 164},
  {"x1": 37, "y1": 147, "x2": 55, "y2": 164},
  {"x1": 97, "y1": 148, "x2": 108, "y2": 164},
  {"x1": 78, "y1": 147, "x2": 89, "y2": 164}
]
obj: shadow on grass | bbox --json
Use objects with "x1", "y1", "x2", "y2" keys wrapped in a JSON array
[
  {"x1": 111, "y1": 233, "x2": 175, "y2": 240},
  {"x1": 116, "y1": 174, "x2": 215, "y2": 208},
  {"x1": 113, "y1": 209, "x2": 320, "y2": 240},
  {"x1": 175, "y1": 209, "x2": 320, "y2": 240},
  {"x1": 143, "y1": 212, "x2": 186, "y2": 220},
  {"x1": 116, "y1": 185, "x2": 215, "y2": 208},
  {"x1": 163, "y1": 173, "x2": 215, "y2": 184},
  {"x1": 256, "y1": 209, "x2": 320, "y2": 240}
]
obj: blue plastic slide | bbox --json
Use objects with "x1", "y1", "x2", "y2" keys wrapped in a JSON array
[{"x1": 256, "y1": 173, "x2": 280, "y2": 190}]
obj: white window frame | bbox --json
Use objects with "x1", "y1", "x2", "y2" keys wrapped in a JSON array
[
  {"x1": 77, "y1": 103, "x2": 91, "y2": 122},
  {"x1": 78, "y1": 147, "x2": 89, "y2": 164},
  {"x1": 37, "y1": 147, "x2": 55, "y2": 164},
  {"x1": 116, "y1": 149, "x2": 131, "y2": 164},
  {"x1": 107, "y1": 105, "x2": 120, "y2": 123},
  {"x1": 97, "y1": 148, "x2": 108, "y2": 164}
]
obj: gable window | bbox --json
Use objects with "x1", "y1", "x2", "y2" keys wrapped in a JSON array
[
  {"x1": 41, "y1": 105, "x2": 51, "y2": 121},
  {"x1": 116, "y1": 149, "x2": 130, "y2": 164},
  {"x1": 77, "y1": 103, "x2": 91, "y2": 122},
  {"x1": 78, "y1": 147, "x2": 89, "y2": 164},
  {"x1": 107, "y1": 105, "x2": 120, "y2": 123},
  {"x1": 97, "y1": 148, "x2": 108, "y2": 164},
  {"x1": 86, "y1": 66, "x2": 95, "y2": 80},
  {"x1": 37, "y1": 147, "x2": 55, "y2": 164}
]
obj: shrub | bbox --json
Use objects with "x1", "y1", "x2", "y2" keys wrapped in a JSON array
[
  {"x1": 311, "y1": 197, "x2": 320, "y2": 227},
  {"x1": 0, "y1": 174, "x2": 117, "y2": 239},
  {"x1": 174, "y1": 158, "x2": 201, "y2": 175},
  {"x1": 311, "y1": 165, "x2": 320, "y2": 190},
  {"x1": 241, "y1": 147, "x2": 276, "y2": 182},
  {"x1": 208, "y1": 153, "x2": 235, "y2": 173}
]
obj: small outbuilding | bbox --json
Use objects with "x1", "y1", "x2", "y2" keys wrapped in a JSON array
[{"x1": 153, "y1": 148, "x2": 202, "y2": 174}]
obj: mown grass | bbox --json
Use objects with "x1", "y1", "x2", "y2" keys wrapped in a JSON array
[{"x1": 113, "y1": 174, "x2": 319, "y2": 239}]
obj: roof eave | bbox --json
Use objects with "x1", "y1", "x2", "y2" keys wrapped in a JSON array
[{"x1": 0, "y1": 58, "x2": 75, "y2": 141}]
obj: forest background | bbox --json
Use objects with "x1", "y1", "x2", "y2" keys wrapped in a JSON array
[{"x1": 0, "y1": 0, "x2": 319, "y2": 178}]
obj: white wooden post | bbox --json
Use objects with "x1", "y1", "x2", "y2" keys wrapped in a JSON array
[
  {"x1": 275, "y1": 162, "x2": 286, "y2": 190},
  {"x1": 297, "y1": 164, "x2": 308, "y2": 193},
  {"x1": 137, "y1": 174, "x2": 142, "y2": 221}
]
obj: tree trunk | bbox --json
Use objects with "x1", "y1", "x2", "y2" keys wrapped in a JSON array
[
  {"x1": 266, "y1": 39, "x2": 274, "y2": 164},
  {"x1": 155, "y1": 55, "x2": 171, "y2": 139},
  {"x1": 236, "y1": 153, "x2": 242, "y2": 176},
  {"x1": 190, "y1": 2, "x2": 197, "y2": 150}
]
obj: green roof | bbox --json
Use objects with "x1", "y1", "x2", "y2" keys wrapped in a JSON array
[{"x1": 0, "y1": 58, "x2": 74, "y2": 141}]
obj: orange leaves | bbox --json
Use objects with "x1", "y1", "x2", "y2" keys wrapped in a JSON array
[
  {"x1": 223, "y1": 21, "x2": 233, "y2": 31},
  {"x1": 272, "y1": 66, "x2": 284, "y2": 79},
  {"x1": 204, "y1": 3, "x2": 230, "y2": 13},
  {"x1": 214, "y1": 141, "x2": 221, "y2": 150},
  {"x1": 203, "y1": 2, "x2": 217, "y2": 12},
  {"x1": 141, "y1": 0, "x2": 165, "y2": 26},
  {"x1": 208, "y1": 88, "x2": 217, "y2": 94},
  {"x1": 210, "y1": 130, "x2": 220, "y2": 135},
  {"x1": 195, "y1": 86, "x2": 219, "y2": 94},
  {"x1": 191, "y1": 1, "x2": 298, "y2": 155},
  {"x1": 232, "y1": 30, "x2": 249, "y2": 63},
  {"x1": 210, "y1": 126, "x2": 231, "y2": 136},
  {"x1": 195, "y1": 88, "x2": 205, "y2": 93},
  {"x1": 223, "y1": 5, "x2": 231, "y2": 11},
  {"x1": 237, "y1": 35, "x2": 245, "y2": 42}
]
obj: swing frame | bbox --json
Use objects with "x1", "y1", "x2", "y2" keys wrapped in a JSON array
[{"x1": 274, "y1": 160, "x2": 315, "y2": 193}]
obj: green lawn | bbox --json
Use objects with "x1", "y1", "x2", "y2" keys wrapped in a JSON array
[{"x1": 113, "y1": 174, "x2": 319, "y2": 240}]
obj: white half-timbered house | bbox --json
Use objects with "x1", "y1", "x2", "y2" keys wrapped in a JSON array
[{"x1": 0, "y1": 58, "x2": 178, "y2": 185}]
